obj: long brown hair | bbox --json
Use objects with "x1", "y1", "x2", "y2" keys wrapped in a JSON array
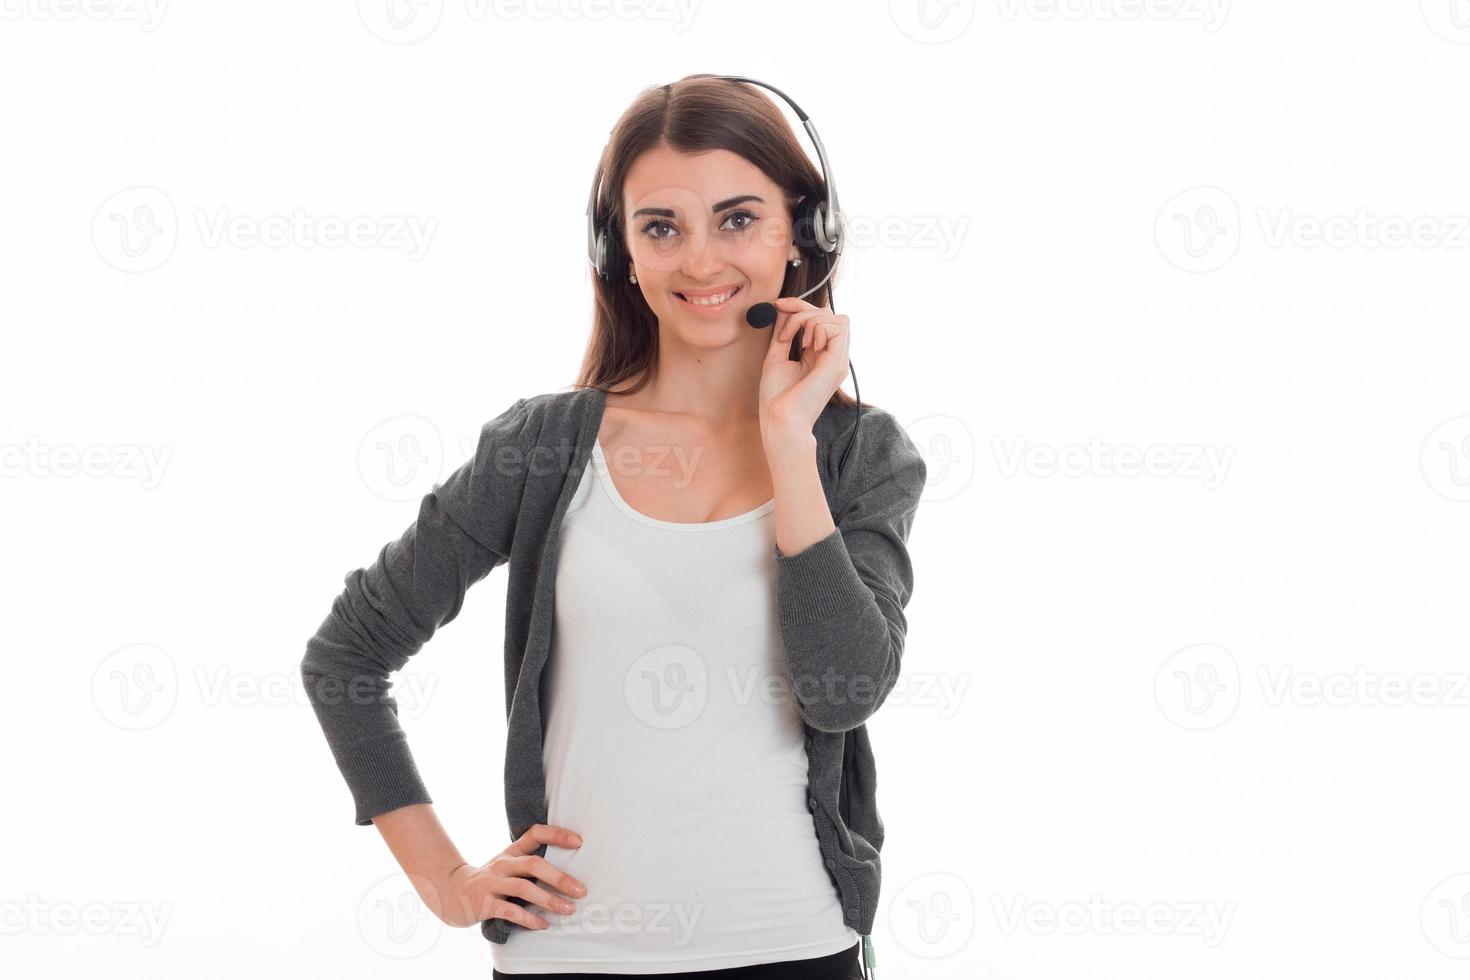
[{"x1": 573, "y1": 73, "x2": 865, "y2": 413}]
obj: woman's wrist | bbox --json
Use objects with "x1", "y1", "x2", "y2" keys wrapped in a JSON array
[{"x1": 764, "y1": 425, "x2": 817, "y2": 466}]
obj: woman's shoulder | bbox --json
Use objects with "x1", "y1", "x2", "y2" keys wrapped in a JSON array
[{"x1": 481, "y1": 388, "x2": 603, "y2": 440}]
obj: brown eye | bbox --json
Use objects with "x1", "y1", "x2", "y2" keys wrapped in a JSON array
[{"x1": 721, "y1": 210, "x2": 758, "y2": 232}]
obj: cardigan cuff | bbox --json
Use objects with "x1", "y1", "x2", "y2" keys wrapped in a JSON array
[
  {"x1": 346, "y1": 733, "x2": 434, "y2": 826},
  {"x1": 773, "y1": 527, "x2": 873, "y2": 627}
]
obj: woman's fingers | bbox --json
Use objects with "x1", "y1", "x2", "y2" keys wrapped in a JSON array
[
  {"x1": 513, "y1": 823, "x2": 582, "y2": 854},
  {"x1": 498, "y1": 863, "x2": 579, "y2": 916}
]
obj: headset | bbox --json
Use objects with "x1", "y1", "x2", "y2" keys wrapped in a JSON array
[{"x1": 585, "y1": 74, "x2": 863, "y2": 484}]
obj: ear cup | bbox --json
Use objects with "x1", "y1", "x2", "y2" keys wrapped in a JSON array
[
  {"x1": 591, "y1": 228, "x2": 608, "y2": 280},
  {"x1": 792, "y1": 195, "x2": 821, "y2": 256},
  {"x1": 791, "y1": 195, "x2": 840, "y2": 256},
  {"x1": 591, "y1": 218, "x2": 626, "y2": 282},
  {"x1": 602, "y1": 222, "x2": 625, "y2": 282},
  {"x1": 812, "y1": 202, "x2": 841, "y2": 254}
]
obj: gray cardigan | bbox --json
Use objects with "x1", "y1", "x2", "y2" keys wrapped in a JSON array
[{"x1": 300, "y1": 384, "x2": 927, "y2": 947}]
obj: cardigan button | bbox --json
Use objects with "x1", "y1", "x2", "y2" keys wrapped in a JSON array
[
  {"x1": 845, "y1": 908, "x2": 858, "y2": 922},
  {"x1": 825, "y1": 858, "x2": 836, "y2": 870},
  {"x1": 807, "y1": 796, "x2": 816, "y2": 811}
]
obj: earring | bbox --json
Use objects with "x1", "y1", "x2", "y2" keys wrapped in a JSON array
[
  {"x1": 790, "y1": 257, "x2": 802, "y2": 267},
  {"x1": 629, "y1": 272, "x2": 638, "y2": 283}
]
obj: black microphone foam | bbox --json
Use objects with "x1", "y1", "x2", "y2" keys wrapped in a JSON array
[{"x1": 745, "y1": 302, "x2": 778, "y2": 328}]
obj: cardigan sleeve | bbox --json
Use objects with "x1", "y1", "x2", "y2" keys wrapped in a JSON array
[
  {"x1": 773, "y1": 408, "x2": 928, "y2": 733},
  {"x1": 300, "y1": 397, "x2": 533, "y2": 826}
]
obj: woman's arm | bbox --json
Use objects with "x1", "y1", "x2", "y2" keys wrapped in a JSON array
[
  {"x1": 765, "y1": 409, "x2": 928, "y2": 734},
  {"x1": 299, "y1": 397, "x2": 532, "y2": 825},
  {"x1": 374, "y1": 804, "x2": 588, "y2": 931}
]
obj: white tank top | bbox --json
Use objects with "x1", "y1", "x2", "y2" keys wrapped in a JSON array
[{"x1": 489, "y1": 439, "x2": 859, "y2": 975}]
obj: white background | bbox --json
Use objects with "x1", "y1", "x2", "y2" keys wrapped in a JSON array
[{"x1": 3, "y1": 1, "x2": 1469, "y2": 977}]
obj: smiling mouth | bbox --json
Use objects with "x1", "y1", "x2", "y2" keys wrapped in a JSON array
[{"x1": 674, "y1": 285, "x2": 742, "y2": 308}]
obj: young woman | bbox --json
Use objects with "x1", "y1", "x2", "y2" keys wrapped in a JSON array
[{"x1": 302, "y1": 74, "x2": 926, "y2": 980}]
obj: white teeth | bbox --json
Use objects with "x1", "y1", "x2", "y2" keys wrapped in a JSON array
[{"x1": 681, "y1": 288, "x2": 736, "y2": 306}]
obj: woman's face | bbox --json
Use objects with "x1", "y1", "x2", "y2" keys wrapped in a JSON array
[{"x1": 620, "y1": 143, "x2": 800, "y2": 348}]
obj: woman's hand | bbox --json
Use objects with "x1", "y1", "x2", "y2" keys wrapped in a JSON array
[
  {"x1": 433, "y1": 824, "x2": 587, "y2": 929},
  {"x1": 758, "y1": 296, "x2": 851, "y2": 453}
]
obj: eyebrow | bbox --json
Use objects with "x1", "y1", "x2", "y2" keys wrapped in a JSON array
[{"x1": 631, "y1": 195, "x2": 765, "y2": 219}]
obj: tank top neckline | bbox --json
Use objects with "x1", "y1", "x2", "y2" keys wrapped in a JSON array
[{"x1": 590, "y1": 438, "x2": 776, "y2": 532}]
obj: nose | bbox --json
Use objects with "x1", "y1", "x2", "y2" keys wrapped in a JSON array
[{"x1": 679, "y1": 229, "x2": 729, "y2": 283}]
